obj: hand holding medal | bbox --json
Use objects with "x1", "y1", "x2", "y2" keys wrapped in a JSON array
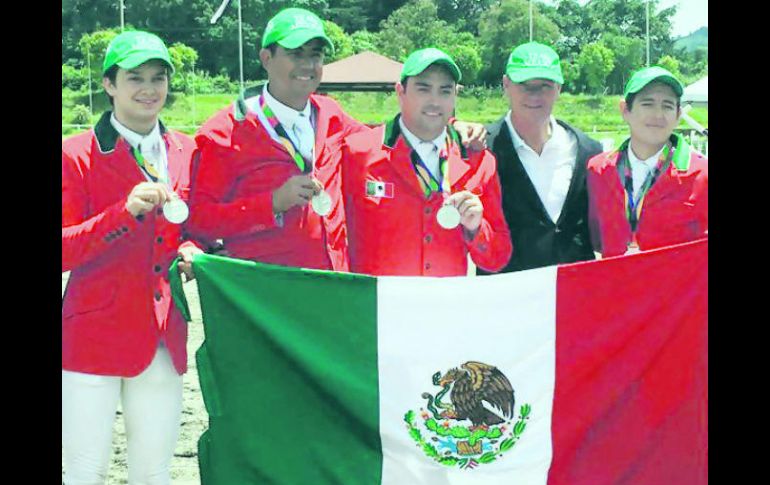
[
  {"x1": 439, "y1": 191, "x2": 483, "y2": 233},
  {"x1": 126, "y1": 182, "x2": 177, "y2": 219},
  {"x1": 272, "y1": 174, "x2": 330, "y2": 216}
]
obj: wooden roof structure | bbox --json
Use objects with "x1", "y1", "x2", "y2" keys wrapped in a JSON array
[{"x1": 318, "y1": 51, "x2": 403, "y2": 92}]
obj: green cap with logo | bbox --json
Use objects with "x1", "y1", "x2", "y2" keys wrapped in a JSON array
[
  {"x1": 261, "y1": 8, "x2": 334, "y2": 55},
  {"x1": 400, "y1": 47, "x2": 462, "y2": 83},
  {"x1": 623, "y1": 66, "x2": 684, "y2": 99},
  {"x1": 102, "y1": 30, "x2": 174, "y2": 75},
  {"x1": 505, "y1": 41, "x2": 563, "y2": 84}
]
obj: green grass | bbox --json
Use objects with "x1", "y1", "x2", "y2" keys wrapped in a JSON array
[{"x1": 62, "y1": 88, "x2": 708, "y2": 142}]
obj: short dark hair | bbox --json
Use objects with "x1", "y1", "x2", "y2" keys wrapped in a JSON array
[
  {"x1": 103, "y1": 65, "x2": 119, "y2": 106},
  {"x1": 625, "y1": 81, "x2": 681, "y2": 110}
]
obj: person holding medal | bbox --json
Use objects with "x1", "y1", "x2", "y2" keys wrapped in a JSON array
[
  {"x1": 338, "y1": 48, "x2": 512, "y2": 276},
  {"x1": 62, "y1": 31, "x2": 202, "y2": 484},
  {"x1": 188, "y1": 7, "x2": 366, "y2": 270},
  {"x1": 586, "y1": 66, "x2": 708, "y2": 257},
  {"x1": 188, "y1": 8, "x2": 487, "y2": 271}
]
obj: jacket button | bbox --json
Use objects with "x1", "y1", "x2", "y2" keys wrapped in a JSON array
[
  {"x1": 154, "y1": 291, "x2": 162, "y2": 301},
  {"x1": 424, "y1": 207, "x2": 432, "y2": 215},
  {"x1": 424, "y1": 234, "x2": 432, "y2": 243},
  {"x1": 424, "y1": 262, "x2": 431, "y2": 270},
  {"x1": 555, "y1": 227, "x2": 562, "y2": 233},
  {"x1": 156, "y1": 208, "x2": 163, "y2": 216},
  {"x1": 156, "y1": 236, "x2": 163, "y2": 243},
  {"x1": 122, "y1": 226, "x2": 128, "y2": 233},
  {"x1": 154, "y1": 265, "x2": 162, "y2": 273}
]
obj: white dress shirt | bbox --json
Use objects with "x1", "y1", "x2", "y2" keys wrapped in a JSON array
[
  {"x1": 246, "y1": 84, "x2": 316, "y2": 164},
  {"x1": 110, "y1": 113, "x2": 168, "y2": 183},
  {"x1": 505, "y1": 112, "x2": 577, "y2": 223},
  {"x1": 627, "y1": 144, "x2": 666, "y2": 203},
  {"x1": 399, "y1": 118, "x2": 448, "y2": 183}
]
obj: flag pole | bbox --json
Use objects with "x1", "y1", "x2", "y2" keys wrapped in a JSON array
[
  {"x1": 120, "y1": 0, "x2": 125, "y2": 31},
  {"x1": 529, "y1": 0, "x2": 533, "y2": 42},
  {"x1": 211, "y1": 0, "x2": 244, "y2": 93},
  {"x1": 646, "y1": 1, "x2": 650, "y2": 66}
]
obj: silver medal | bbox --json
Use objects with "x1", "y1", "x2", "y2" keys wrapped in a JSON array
[
  {"x1": 436, "y1": 204, "x2": 461, "y2": 229},
  {"x1": 311, "y1": 190, "x2": 332, "y2": 217},
  {"x1": 162, "y1": 198, "x2": 189, "y2": 224}
]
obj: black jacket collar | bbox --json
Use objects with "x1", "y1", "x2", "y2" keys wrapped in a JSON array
[{"x1": 93, "y1": 111, "x2": 169, "y2": 154}]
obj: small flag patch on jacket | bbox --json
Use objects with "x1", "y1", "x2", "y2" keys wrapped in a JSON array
[{"x1": 366, "y1": 180, "x2": 394, "y2": 198}]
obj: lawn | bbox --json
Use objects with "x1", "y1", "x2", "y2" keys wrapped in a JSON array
[{"x1": 62, "y1": 88, "x2": 708, "y2": 148}]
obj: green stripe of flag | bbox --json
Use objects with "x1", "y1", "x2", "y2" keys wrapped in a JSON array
[{"x1": 193, "y1": 254, "x2": 382, "y2": 484}]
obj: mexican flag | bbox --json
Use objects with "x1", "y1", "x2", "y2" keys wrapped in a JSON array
[{"x1": 176, "y1": 238, "x2": 707, "y2": 485}]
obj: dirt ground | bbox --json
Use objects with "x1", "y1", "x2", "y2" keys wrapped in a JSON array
[{"x1": 62, "y1": 273, "x2": 207, "y2": 484}]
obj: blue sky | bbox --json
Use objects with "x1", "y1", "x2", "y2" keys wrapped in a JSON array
[{"x1": 541, "y1": 0, "x2": 708, "y2": 38}]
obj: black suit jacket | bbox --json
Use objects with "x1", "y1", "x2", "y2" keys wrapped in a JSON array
[{"x1": 477, "y1": 117, "x2": 603, "y2": 274}]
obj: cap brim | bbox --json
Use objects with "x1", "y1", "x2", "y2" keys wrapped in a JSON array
[
  {"x1": 115, "y1": 53, "x2": 175, "y2": 73},
  {"x1": 507, "y1": 68, "x2": 563, "y2": 84},
  {"x1": 276, "y1": 30, "x2": 335, "y2": 55}
]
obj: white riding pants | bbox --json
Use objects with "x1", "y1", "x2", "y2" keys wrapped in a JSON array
[{"x1": 62, "y1": 344, "x2": 183, "y2": 485}]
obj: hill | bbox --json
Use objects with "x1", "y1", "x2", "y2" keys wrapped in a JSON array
[{"x1": 674, "y1": 27, "x2": 708, "y2": 53}]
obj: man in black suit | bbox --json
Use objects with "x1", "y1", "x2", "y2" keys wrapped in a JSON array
[{"x1": 478, "y1": 42, "x2": 603, "y2": 274}]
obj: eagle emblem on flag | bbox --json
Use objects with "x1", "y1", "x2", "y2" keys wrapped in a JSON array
[{"x1": 404, "y1": 361, "x2": 532, "y2": 469}]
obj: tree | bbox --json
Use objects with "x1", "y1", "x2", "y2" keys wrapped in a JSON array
[
  {"x1": 375, "y1": 0, "x2": 482, "y2": 85},
  {"x1": 585, "y1": 0, "x2": 677, "y2": 62},
  {"x1": 578, "y1": 41, "x2": 615, "y2": 94},
  {"x1": 323, "y1": 20, "x2": 355, "y2": 62},
  {"x1": 543, "y1": 0, "x2": 594, "y2": 61},
  {"x1": 600, "y1": 33, "x2": 645, "y2": 94},
  {"x1": 168, "y1": 42, "x2": 199, "y2": 74},
  {"x1": 477, "y1": 0, "x2": 561, "y2": 85},
  {"x1": 435, "y1": 0, "x2": 494, "y2": 34},
  {"x1": 79, "y1": 29, "x2": 120, "y2": 88},
  {"x1": 168, "y1": 42, "x2": 200, "y2": 93},
  {"x1": 327, "y1": 0, "x2": 372, "y2": 32},
  {"x1": 350, "y1": 30, "x2": 378, "y2": 53},
  {"x1": 656, "y1": 55, "x2": 682, "y2": 80}
]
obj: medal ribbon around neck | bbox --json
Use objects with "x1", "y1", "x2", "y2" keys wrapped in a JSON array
[
  {"x1": 617, "y1": 139, "x2": 675, "y2": 234},
  {"x1": 132, "y1": 146, "x2": 166, "y2": 184},
  {"x1": 255, "y1": 95, "x2": 311, "y2": 174},
  {"x1": 404, "y1": 131, "x2": 455, "y2": 199}
]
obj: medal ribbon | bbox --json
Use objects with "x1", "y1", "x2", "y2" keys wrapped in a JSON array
[
  {"x1": 257, "y1": 95, "x2": 311, "y2": 173},
  {"x1": 132, "y1": 147, "x2": 166, "y2": 184},
  {"x1": 404, "y1": 134, "x2": 454, "y2": 199},
  {"x1": 617, "y1": 140, "x2": 674, "y2": 234}
]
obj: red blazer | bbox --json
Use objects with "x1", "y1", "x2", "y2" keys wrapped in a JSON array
[
  {"x1": 188, "y1": 88, "x2": 367, "y2": 271},
  {"x1": 340, "y1": 118, "x2": 512, "y2": 276},
  {"x1": 587, "y1": 143, "x2": 708, "y2": 257},
  {"x1": 62, "y1": 113, "x2": 198, "y2": 376}
]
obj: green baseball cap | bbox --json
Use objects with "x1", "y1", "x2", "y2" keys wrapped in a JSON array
[
  {"x1": 505, "y1": 41, "x2": 563, "y2": 84},
  {"x1": 261, "y1": 8, "x2": 334, "y2": 55},
  {"x1": 400, "y1": 48, "x2": 462, "y2": 83},
  {"x1": 102, "y1": 30, "x2": 174, "y2": 75},
  {"x1": 624, "y1": 66, "x2": 684, "y2": 99}
]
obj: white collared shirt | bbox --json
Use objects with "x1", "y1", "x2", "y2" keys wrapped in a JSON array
[
  {"x1": 627, "y1": 143, "x2": 666, "y2": 203},
  {"x1": 505, "y1": 112, "x2": 578, "y2": 223},
  {"x1": 246, "y1": 84, "x2": 316, "y2": 163},
  {"x1": 110, "y1": 113, "x2": 168, "y2": 183},
  {"x1": 399, "y1": 118, "x2": 448, "y2": 182}
]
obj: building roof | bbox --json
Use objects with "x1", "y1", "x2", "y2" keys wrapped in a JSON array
[
  {"x1": 319, "y1": 51, "x2": 403, "y2": 92},
  {"x1": 682, "y1": 76, "x2": 708, "y2": 106}
]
